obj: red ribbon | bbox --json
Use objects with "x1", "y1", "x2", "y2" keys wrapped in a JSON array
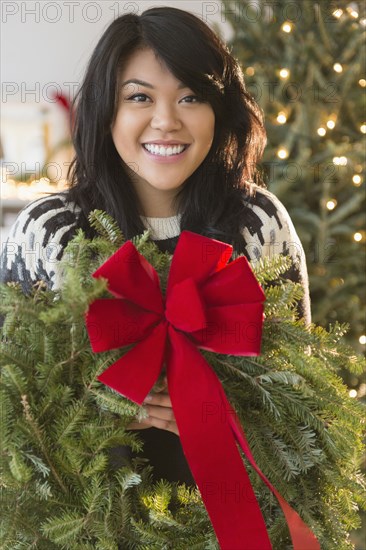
[{"x1": 86, "y1": 231, "x2": 320, "y2": 550}]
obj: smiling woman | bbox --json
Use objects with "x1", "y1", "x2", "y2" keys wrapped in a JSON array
[{"x1": 0, "y1": 6, "x2": 311, "y2": 489}]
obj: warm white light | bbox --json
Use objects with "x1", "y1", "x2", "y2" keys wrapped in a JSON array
[
  {"x1": 279, "y1": 68, "x2": 290, "y2": 79},
  {"x1": 326, "y1": 120, "x2": 335, "y2": 129},
  {"x1": 277, "y1": 148, "x2": 289, "y2": 159},
  {"x1": 347, "y1": 7, "x2": 359, "y2": 18},
  {"x1": 359, "y1": 79, "x2": 366, "y2": 87},
  {"x1": 246, "y1": 66, "x2": 255, "y2": 76},
  {"x1": 352, "y1": 174, "x2": 362, "y2": 185},
  {"x1": 277, "y1": 112, "x2": 287, "y2": 124},
  {"x1": 349, "y1": 389, "x2": 357, "y2": 398},
  {"x1": 332, "y1": 8, "x2": 343, "y2": 18},
  {"x1": 353, "y1": 232, "x2": 363, "y2": 242},
  {"x1": 281, "y1": 22, "x2": 293, "y2": 33},
  {"x1": 333, "y1": 156, "x2": 348, "y2": 166},
  {"x1": 326, "y1": 200, "x2": 337, "y2": 210},
  {"x1": 333, "y1": 63, "x2": 343, "y2": 73},
  {"x1": 0, "y1": 175, "x2": 65, "y2": 202},
  {"x1": 360, "y1": 124, "x2": 366, "y2": 134},
  {"x1": 359, "y1": 335, "x2": 366, "y2": 345},
  {"x1": 317, "y1": 127, "x2": 326, "y2": 136}
]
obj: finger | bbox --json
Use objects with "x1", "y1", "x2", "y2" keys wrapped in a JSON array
[
  {"x1": 153, "y1": 377, "x2": 167, "y2": 393},
  {"x1": 147, "y1": 415, "x2": 179, "y2": 436},
  {"x1": 145, "y1": 404, "x2": 175, "y2": 423},
  {"x1": 143, "y1": 392, "x2": 172, "y2": 407},
  {"x1": 126, "y1": 419, "x2": 151, "y2": 430}
]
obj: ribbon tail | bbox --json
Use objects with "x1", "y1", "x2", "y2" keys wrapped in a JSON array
[
  {"x1": 220, "y1": 385, "x2": 321, "y2": 550},
  {"x1": 167, "y1": 327, "x2": 272, "y2": 550}
]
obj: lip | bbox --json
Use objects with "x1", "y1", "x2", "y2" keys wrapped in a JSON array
[{"x1": 142, "y1": 143, "x2": 190, "y2": 163}]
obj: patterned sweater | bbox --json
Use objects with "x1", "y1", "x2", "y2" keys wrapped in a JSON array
[
  {"x1": 0, "y1": 189, "x2": 310, "y2": 317},
  {"x1": 0, "y1": 189, "x2": 311, "y2": 485}
]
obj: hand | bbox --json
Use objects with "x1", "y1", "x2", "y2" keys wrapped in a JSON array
[{"x1": 126, "y1": 377, "x2": 179, "y2": 436}]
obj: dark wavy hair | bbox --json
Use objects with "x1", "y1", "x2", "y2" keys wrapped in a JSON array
[{"x1": 67, "y1": 6, "x2": 267, "y2": 252}]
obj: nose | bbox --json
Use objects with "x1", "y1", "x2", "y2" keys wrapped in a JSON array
[{"x1": 150, "y1": 101, "x2": 182, "y2": 132}]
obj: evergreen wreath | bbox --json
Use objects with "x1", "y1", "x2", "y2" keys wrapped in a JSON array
[{"x1": 1, "y1": 210, "x2": 365, "y2": 550}]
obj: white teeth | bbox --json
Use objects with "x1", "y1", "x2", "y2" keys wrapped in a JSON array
[{"x1": 143, "y1": 143, "x2": 187, "y2": 156}]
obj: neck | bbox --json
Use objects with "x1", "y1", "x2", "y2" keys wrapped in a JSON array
[
  {"x1": 139, "y1": 192, "x2": 178, "y2": 218},
  {"x1": 130, "y1": 175, "x2": 181, "y2": 218}
]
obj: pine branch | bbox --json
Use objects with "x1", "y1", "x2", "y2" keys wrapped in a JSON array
[{"x1": 88, "y1": 210, "x2": 125, "y2": 247}]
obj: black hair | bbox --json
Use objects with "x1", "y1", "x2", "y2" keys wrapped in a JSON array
[{"x1": 67, "y1": 6, "x2": 267, "y2": 252}]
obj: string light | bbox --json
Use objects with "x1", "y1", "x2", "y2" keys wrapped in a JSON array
[
  {"x1": 329, "y1": 278, "x2": 344, "y2": 288},
  {"x1": 333, "y1": 63, "x2": 343, "y2": 73},
  {"x1": 281, "y1": 22, "x2": 293, "y2": 33},
  {"x1": 1, "y1": 176, "x2": 68, "y2": 202},
  {"x1": 359, "y1": 335, "x2": 366, "y2": 345},
  {"x1": 317, "y1": 127, "x2": 326, "y2": 136},
  {"x1": 333, "y1": 156, "x2": 348, "y2": 166},
  {"x1": 279, "y1": 68, "x2": 290, "y2": 79},
  {"x1": 346, "y1": 6, "x2": 359, "y2": 18},
  {"x1": 352, "y1": 175, "x2": 362, "y2": 186},
  {"x1": 277, "y1": 148, "x2": 289, "y2": 159},
  {"x1": 349, "y1": 389, "x2": 357, "y2": 398},
  {"x1": 277, "y1": 112, "x2": 287, "y2": 124},
  {"x1": 359, "y1": 79, "x2": 366, "y2": 87},
  {"x1": 332, "y1": 8, "x2": 343, "y2": 18},
  {"x1": 326, "y1": 120, "x2": 336, "y2": 129},
  {"x1": 360, "y1": 124, "x2": 366, "y2": 134},
  {"x1": 353, "y1": 232, "x2": 363, "y2": 242},
  {"x1": 326, "y1": 200, "x2": 337, "y2": 210},
  {"x1": 246, "y1": 67, "x2": 255, "y2": 76}
]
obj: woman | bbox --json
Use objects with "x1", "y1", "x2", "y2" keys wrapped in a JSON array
[{"x1": 0, "y1": 6, "x2": 310, "y2": 486}]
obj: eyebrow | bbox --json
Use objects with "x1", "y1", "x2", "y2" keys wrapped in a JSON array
[{"x1": 121, "y1": 78, "x2": 187, "y2": 90}]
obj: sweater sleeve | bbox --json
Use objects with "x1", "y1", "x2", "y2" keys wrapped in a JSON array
[
  {"x1": 0, "y1": 193, "x2": 80, "y2": 294},
  {"x1": 241, "y1": 188, "x2": 311, "y2": 325}
]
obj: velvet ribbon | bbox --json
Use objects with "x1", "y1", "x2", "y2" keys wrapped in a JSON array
[{"x1": 86, "y1": 230, "x2": 320, "y2": 550}]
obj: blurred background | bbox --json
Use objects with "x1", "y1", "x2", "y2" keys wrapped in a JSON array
[{"x1": 1, "y1": 0, "x2": 365, "y2": 546}]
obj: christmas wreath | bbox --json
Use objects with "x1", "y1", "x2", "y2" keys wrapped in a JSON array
[{"x1": 1, "y1": 210, "x2": 365, "y2": 549}]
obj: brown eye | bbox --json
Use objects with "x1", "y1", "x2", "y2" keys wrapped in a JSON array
[
  {"x1": 180, "y1": 95, "x2": 202, "y2": 103},
  {"x1": 127, "y1": 94, "x2": 150, "y2": 102}
]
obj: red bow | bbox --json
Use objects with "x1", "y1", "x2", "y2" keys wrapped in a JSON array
[{"x1": 86, "y1": 231, "x2": 320, "y2": 550}]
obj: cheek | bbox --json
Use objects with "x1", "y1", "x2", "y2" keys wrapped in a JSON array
[
  {"x1": 112, "y1": 111, "x2": 144, "y2": 151},
  {"x1": 196, "y1": 109, "x2": 215, "y2": 147}
]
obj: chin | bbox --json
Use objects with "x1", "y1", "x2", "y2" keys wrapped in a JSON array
[{"x1": 147, "y1": 179, "x2": 186, "y2": 191}]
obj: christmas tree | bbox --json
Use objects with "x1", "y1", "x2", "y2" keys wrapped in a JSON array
[
  {"x1": 1, "y1": 211, "x2": 365, "y2": 549},
  {"x1": 220, "y1": 0, "x2": 365, "y2": 378},
  {"x1": 220, "y1": 4, "x2": 366, "y2": 543}
]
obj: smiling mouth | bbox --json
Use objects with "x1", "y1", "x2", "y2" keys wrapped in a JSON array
[{"x1": 142, "y1": 143, "x2": 189, "y2": 157}]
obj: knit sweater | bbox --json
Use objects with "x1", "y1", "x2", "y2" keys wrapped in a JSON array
[
  {"x1": 0, "y1": 188, "x2": 311, "y2": 486},
  {"x1": 0, "y1": 189, "x2": 310, "y2": 316}
]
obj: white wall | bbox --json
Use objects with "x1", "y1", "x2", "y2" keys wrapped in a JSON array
[{"x1": 2, "y1": 1, "x2": 232, "y2": 89}]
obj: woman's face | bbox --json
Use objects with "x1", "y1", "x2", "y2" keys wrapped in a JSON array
[{"x1": 111, "y1": 48, "x2": 215, "y2": 216}]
